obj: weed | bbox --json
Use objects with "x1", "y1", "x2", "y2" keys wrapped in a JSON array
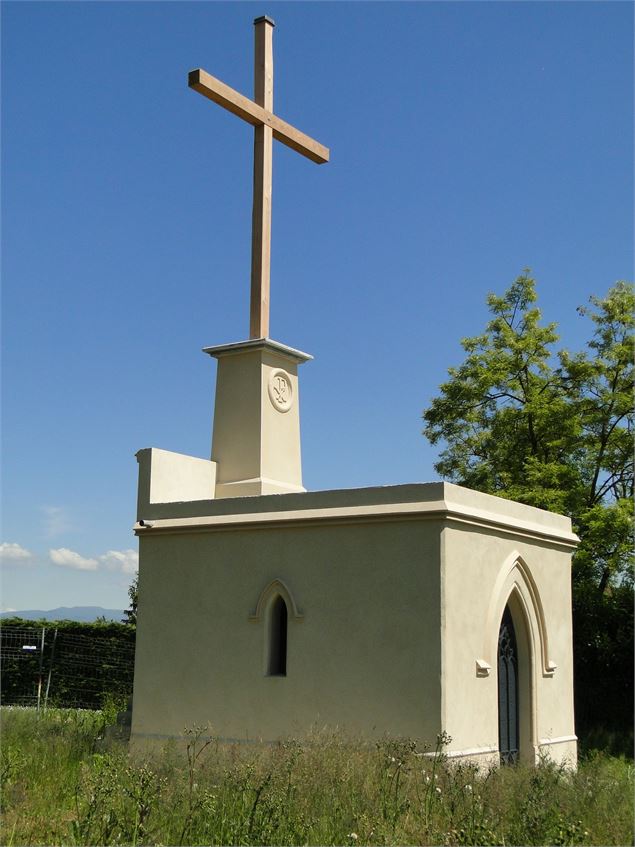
[{"x1": 1, "y1": 707, "x2": 633, "y2": 846}]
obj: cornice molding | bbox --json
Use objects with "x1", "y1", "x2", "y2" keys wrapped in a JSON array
[
  {"x1": 135, "y1": 495, "x2": 578, "y2": 548},
  {"x1": 202, "y1": 337, "x2": 312, "y2": 363}
]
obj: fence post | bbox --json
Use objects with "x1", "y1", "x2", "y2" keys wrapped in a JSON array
[
  {"x1": 36, "y1": 626, "x2": 46, "y2": 712},
  {"x1": 43, "y1": 628, "x2": 58, "y2": 710}
]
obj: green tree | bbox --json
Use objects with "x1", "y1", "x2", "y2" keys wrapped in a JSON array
[
  {"x1": 122, "y1": 573, "x2": 138, "y2": 626},
  {"x1": 560, "y1": 281, "x2": 634, "y2": 593},
  {"x1": 423, "y1": 272, "x2": 580, "y2": 513},
  {"x1": 423, "y1": 273, "x2": 634, "y2": 744}
]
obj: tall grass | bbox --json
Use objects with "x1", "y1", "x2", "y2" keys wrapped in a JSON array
[{"x1": 1, "y1": 708, "x2": 633, "y2": 846}]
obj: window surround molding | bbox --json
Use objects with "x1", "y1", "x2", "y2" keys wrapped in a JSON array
[
  {"x1": 248, "y1": 578, "x2": 304, "y2": 622},
  {"x1": 478, "y1": 551, "x2": 556, "y2": 679}
]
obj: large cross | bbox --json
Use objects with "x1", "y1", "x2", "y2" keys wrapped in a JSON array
[{"x1": 189, "y1": 16, "x2": 329, "y2": 339}]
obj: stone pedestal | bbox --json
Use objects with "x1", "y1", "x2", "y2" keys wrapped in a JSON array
[{"x1": 203, "y1": 338, "x2": 312, "y2": 498}]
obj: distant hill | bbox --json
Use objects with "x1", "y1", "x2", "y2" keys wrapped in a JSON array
[{"x1": 0, "y1": 606, "x2": 125, "y2": 623}]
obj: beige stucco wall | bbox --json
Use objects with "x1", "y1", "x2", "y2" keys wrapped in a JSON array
[
  {"x1": 131, "y1": 513, "x2": 443, "y2": 746},
  {"x1": 206, "y1": 339, "x2": 311, "y2": 497},
  {"x1": 440, "y1": 488, "x2": 577, "y2": 766},
  {"x1": 211, "y1": 350, "x2": 262, "y2": 486},
  {"x1": 130, "y1": 481, "x2": 577, "y2": 765},
  {"x1": 136, "y1": 448, "x2": 216, "y2": 508}
]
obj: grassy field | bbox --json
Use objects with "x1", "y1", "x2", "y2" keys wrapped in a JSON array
[{"x1": 0, "y1": 707, "x2": 632, "y2": 846}]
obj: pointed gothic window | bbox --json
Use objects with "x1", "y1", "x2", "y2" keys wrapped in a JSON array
[
  {"x1": 268, "y1": 595, "x2": 288, "y2": 676},
  {"x1": 498, "y1": 605, "x2": 519, "y2": 764}
]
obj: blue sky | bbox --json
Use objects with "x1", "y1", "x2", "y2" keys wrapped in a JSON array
[{"x1": 2, "y1": 1, "x2": 633, "y2": 612}]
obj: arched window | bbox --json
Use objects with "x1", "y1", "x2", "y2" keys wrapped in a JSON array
[
  {"x1": 267, "y1": 595, "x2": 288, "y2": 676},
  {"x1": 498, "y1": 605, "x2": 519, "y2": 764}
]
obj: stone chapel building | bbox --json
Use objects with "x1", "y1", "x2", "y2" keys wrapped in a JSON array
[
  {"x1": 129, "y1": 18, "x2": 578, "y2": 767},
  {"x1": 130, "y1": 340, "x2": 578, "y2": 767}
]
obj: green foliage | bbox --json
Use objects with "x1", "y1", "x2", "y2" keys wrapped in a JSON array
[
  {"x1": 0, "y1": 618, "x2": 136, "y2": 640},
  {"x1": 422, "y1": 274, "x2": 634, "y2": 740},
  {"x1": 122, "y1": 574, "x2": 138, "y2": 626},
  {"x1": 1, "y1": 710, "x2": 633, "y2": 846},
  {"x1": 0, "y1": 620, "x2": 135, "y2": 710},
  {"x1": 71, "y1": 753, "x2": 167, "y2": 846},
  {"x1": 423, "y1": 272, "x2": 574, "y2": 510},
  {"x1": 423, "y1": 274, "x2": 634, "y2": 525},
  {"x1": 0, "y1": 708, "x2": 109, "y2": 845}
]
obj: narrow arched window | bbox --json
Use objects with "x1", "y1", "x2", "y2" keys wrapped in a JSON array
[
  {"x1": 498, "y1": 605, "x2": 519, "y2": 764},
  {"x1": 268, "y1": 595, "x2": 287, "y2": 676}
]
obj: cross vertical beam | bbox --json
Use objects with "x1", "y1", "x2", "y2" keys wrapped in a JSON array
[
  {"x1": 188, "y1": 17, "x2": 329, "y2": 340},
  {"x1": 250, "y1": 16, "x2": 274, "y2": 339}
]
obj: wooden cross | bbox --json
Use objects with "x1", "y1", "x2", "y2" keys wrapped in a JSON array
[{"x1": 189, "y1": 16, "x2": 329, "y2": 339}]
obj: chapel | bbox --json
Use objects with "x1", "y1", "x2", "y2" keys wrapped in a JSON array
[{"x1": 129, "y1": 17, "x2": 578, "y2": 766}]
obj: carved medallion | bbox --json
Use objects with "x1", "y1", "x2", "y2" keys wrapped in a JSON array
[{"x1": 268, "y1": 369, "x2": 293, "y2": 413}]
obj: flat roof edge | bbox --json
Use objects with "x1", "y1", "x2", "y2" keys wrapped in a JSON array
[{"x1": 134, "y1": 484, "x2": 578, "y2": 548}]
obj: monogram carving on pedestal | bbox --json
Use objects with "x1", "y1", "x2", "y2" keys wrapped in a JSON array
[{"x1": 268, "y1": 369, "x2": 293, "y2": 413}]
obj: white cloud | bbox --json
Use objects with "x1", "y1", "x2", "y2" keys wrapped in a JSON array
[
  {"x1": 42, "y1": 506, "x2": 74, "y2": 538},
  {"x1": 0, "y1": 542, "x2": 32, "y2": 562},
  {"x1": 99, "y1": 549, "x2": 138, "y2": 575},
  {"x1": 47, "y1": 547, "x2": 138, "y2": 575},
  {"x1": 49, "y1": 548, "x2": 98, "y2": 571}
]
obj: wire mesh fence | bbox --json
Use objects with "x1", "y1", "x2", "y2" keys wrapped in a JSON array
[{"x1": 0, "y1": 625, "x2": 135, "y2": 709}]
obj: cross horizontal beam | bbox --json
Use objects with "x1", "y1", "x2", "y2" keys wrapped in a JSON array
[{"x1": 188, "y1": 68, "x2": 329, "y2": 165}]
